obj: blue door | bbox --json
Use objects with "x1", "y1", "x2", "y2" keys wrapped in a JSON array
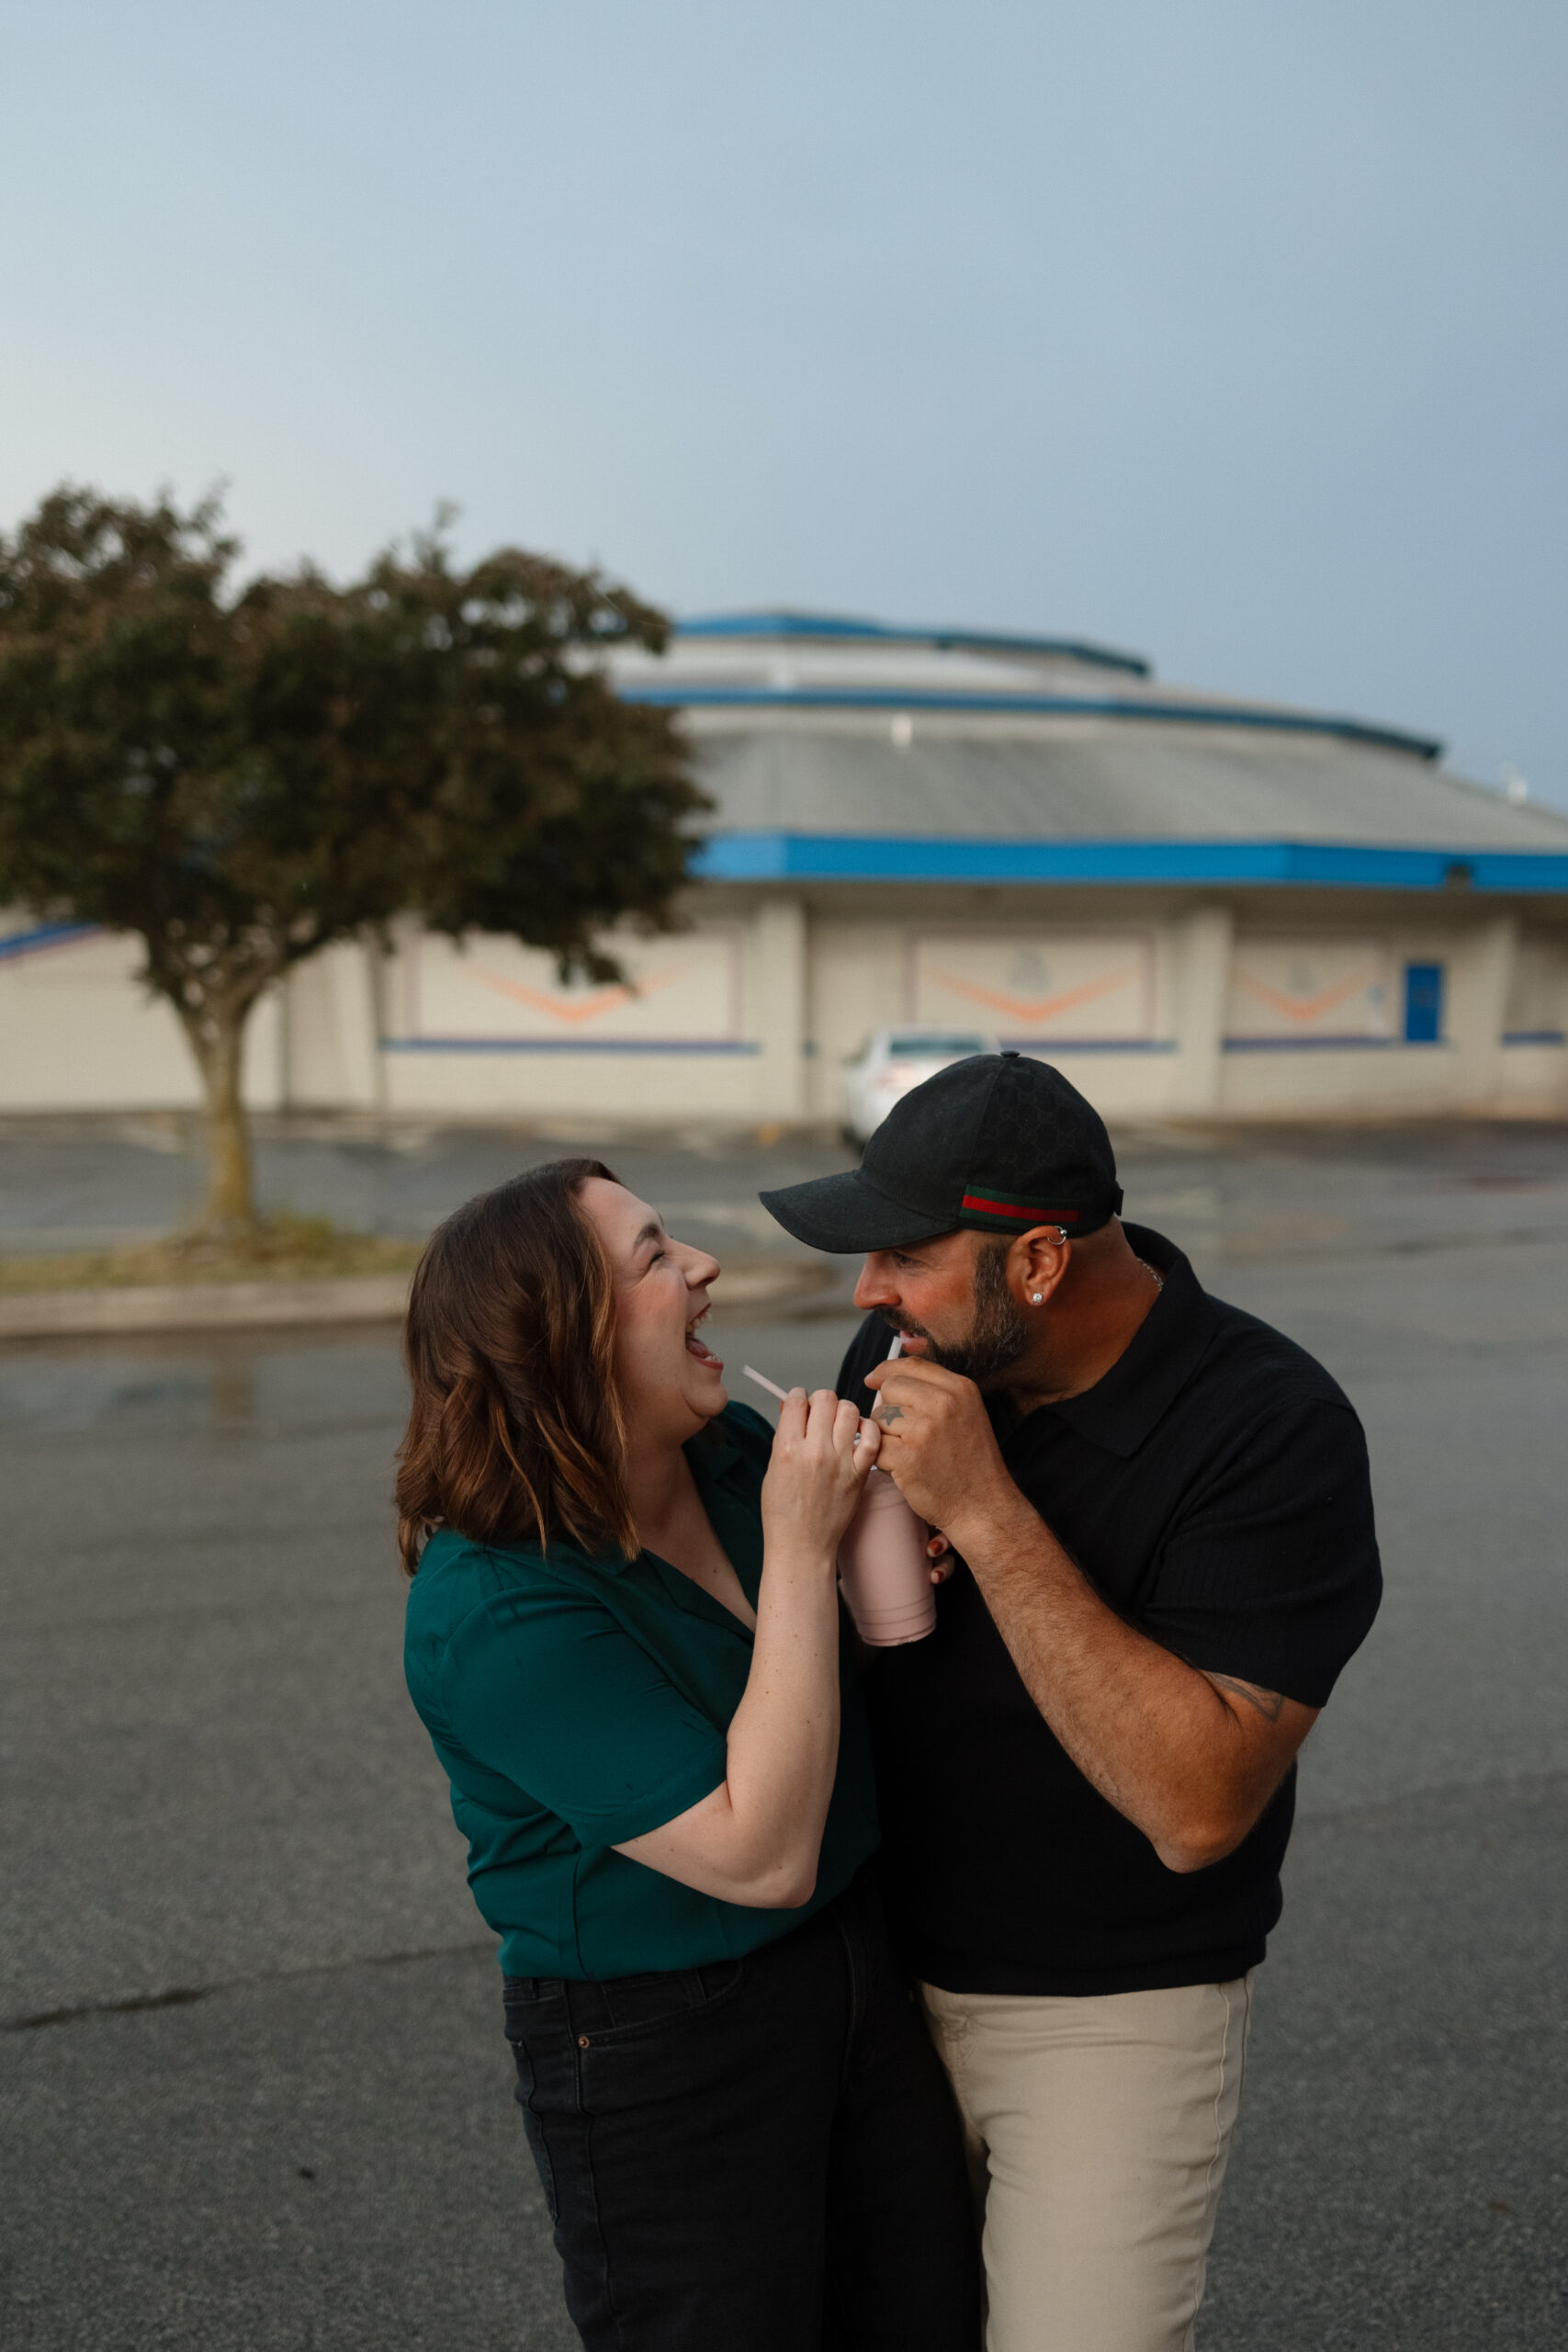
[{"x1": 1404, "y1": 963, "x2": 1444, "y2": 1044}]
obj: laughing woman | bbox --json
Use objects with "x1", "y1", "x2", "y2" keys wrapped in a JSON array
[{"x1": 398, "y1": 1159, "x2": 977, "y2": 2352}]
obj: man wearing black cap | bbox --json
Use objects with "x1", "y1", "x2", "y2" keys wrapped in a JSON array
[{"x1": 761, "y1": 1054, "x2": 1381, "y2": 2352}]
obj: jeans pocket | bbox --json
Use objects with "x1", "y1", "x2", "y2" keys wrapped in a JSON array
[{"x1": 580, "y1": 1957, "x2": 746, "y2": 2047}]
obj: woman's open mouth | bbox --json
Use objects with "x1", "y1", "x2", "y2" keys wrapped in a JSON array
[{"x1": 685, "y1": 1304, "x2": 724, "y2": 1371}]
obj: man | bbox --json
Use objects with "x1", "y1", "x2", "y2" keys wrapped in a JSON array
[{"x1": 760, "y1": 1053, "x2": 1381, "y2": 2352}]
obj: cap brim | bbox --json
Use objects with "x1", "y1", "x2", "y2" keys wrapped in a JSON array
[{"x1": 759, "y1": 1168, "x2": 955, "y2": 1253}]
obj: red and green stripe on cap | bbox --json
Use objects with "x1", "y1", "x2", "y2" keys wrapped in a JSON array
[{"x1": 959, "y1": 1191, "x2": 1086, "y2": 1235}]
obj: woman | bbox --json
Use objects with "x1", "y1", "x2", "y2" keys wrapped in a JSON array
[{"x1": 398, "y1": 1159, "x2": 977, "y2": 2351}]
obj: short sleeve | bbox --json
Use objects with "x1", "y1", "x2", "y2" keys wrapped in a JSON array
[
  {"x1": 1141, "y1": 1399, "x2": 1382, "y2": 1708},
  {"x1": 438, "y1": 1583, "x2": 728, "y2": 1847}
]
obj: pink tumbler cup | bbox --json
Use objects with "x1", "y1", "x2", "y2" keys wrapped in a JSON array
[{"x1": 837, "y1": 1464, "x2": 937, "y2": 1646}]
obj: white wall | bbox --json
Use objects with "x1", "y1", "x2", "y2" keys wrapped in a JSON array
[
  {"x1": 376, "y1": 910, "x2": 771, "y2": 1123},
  {"x1": 1498, "y1": 930, "x2": 1568, "y2": 1111},
  {"x1": 5, "y1": 897, "x2": 1564, "y2": 1124},
  {"x1": 0, "y1": 919, "x2": 282, "y2": 1113},
  {"x1": 282, "y1": 942, "x2": 382, "y2": 1109},
  {"x1": 1217, "y1": 909, "x2": 1565, "y2": 1119}
]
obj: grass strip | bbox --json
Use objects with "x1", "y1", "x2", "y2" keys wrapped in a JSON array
[{"x1": 0, "y1": 1213, "x2": 423, "y2": 1293}]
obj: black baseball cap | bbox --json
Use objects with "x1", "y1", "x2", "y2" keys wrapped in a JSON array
[{"x1": 760, "y1": 1053, "x2": 1123, "y2": 1253}]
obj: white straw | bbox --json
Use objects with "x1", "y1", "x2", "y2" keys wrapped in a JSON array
[{"x1": 746, "y1": 1344, "x2": 899, "y2": 1417}]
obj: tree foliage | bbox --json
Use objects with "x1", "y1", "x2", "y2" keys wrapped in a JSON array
[{"x1": 0, "y1": 487, "x2": 708, "y2": 1229}]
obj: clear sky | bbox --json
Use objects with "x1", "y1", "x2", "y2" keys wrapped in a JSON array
[{"x1": 5, "y1": 1, "x2": 1565, "y2": 805}]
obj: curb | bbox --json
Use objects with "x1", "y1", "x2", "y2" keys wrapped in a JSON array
[
  {"x1": 0, "y1": 1275, "x2": 413, "y2": 1340},
  {"x1": 0, "y1": 1260, "x2": 836, "y2": 1341}
]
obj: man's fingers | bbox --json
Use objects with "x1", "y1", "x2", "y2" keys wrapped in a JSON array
[{"x1": 863, "y1": 1355, "x2": 959, "y2": 1390}]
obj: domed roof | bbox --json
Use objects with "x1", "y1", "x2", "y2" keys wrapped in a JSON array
[
  {"x1": 608, "y1": 612, "x2": 1568, "y2": 891},
  {"x1": 670, "y1": 608, "x2": 1152, "y2": 678}
]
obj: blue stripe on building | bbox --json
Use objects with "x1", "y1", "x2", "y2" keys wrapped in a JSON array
[
  {"x1": 0, "y1": 922, "x2": 103, "y2": 963},
  {"x1": 624, "y1": 685, "x2": 1443, "y2": 761},
  {"x1": 689, "y1": 833, "x2": 1568, "y2": 893}
]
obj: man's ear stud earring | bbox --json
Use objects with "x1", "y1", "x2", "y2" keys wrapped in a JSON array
[{"x1": 1032, "y1": 1293, "x2": 1043, "y2": 1305}]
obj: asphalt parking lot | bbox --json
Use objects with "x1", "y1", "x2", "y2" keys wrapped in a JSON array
[{"x1": 2, "y1": 1114, "x2": 1565, "y2": 2348}]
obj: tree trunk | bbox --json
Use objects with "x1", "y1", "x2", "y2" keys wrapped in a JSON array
[{"x1": 179, "y1": 1001, "x2": 256, "y2": 1237}]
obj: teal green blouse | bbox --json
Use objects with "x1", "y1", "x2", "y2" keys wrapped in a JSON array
[{"x1": 403, "y1": 1402, "x2": 880, "y2": 1981}]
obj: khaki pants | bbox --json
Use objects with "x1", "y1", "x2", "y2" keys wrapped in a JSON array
[{"x1": 920, "y1": 1974, "x2": 1253, "y2": 2352}]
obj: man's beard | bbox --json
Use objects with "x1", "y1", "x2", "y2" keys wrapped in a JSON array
[{"x1": 883, "y1": 1242, "x2": 1030, "y2": 1386}]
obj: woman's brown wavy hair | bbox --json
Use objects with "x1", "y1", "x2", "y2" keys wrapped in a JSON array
[{"x1": 395, "y1": 1159, "x2": 637, "y2": 1574}]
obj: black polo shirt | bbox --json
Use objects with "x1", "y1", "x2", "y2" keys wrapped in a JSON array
[{"x1": 838, "y1": 1223, "x2": 1382, "y2": 1996}]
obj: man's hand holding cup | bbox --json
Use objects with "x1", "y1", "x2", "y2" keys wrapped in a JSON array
[{"x1": 863, "y1": 1354, "x2": 1012, "y2": 1544}]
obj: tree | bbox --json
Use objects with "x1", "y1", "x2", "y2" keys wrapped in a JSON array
[{"x1": 0, "y1": 488, "x2": 708, "y2": 1234}]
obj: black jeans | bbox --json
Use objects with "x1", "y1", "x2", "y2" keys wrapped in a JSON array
[{"x1": 502, "y1": 1870, "x2": 979, "y2": 2351}]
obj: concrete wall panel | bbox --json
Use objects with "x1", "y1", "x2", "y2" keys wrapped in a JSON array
[
  {"x1": 6, "y1": 896, "x2": 1563, "y2": 1127},
  {"x1": 0, "y1": 922, "x2": 282, "y2": 1114},
  {"x1": 283, "y1": 944, "x2": 380, "y2": 1109},
  {"x1": 378, "y1": 1041, "x2": 754, "y2": 1120}
]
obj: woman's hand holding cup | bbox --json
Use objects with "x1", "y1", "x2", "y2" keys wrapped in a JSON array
[{"x1": 761, "y1": 1389, "x2": 880, "y2": 1572}]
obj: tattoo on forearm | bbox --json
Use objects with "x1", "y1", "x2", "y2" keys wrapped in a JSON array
[{"x1": 1202, "y1": 1670, "x2": 1285, "y2": 1723}]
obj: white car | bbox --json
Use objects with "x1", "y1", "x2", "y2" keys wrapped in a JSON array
[{"x1": 842, "y1": 1026, "x2": 1000, "y2": 1146}]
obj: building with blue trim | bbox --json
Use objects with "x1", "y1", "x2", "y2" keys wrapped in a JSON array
[{"x1": 4, "y1": 613, "x2": 1566, "y2": 1123}]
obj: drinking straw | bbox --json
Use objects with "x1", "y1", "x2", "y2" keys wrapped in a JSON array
[
  {"x1": 745, "y1": 1331, "x2": 901, "y2": 1408},
  {"x1": 746, "y1": 1330, "x2": 906, "y2": 1412}
]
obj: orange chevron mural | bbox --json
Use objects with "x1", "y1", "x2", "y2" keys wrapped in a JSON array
[
  {"x1": 468, "y1": 962, "x2": 686, "y2": 1025},
  {"x1": 1231, "y1": 965, "x2": 1380, "y2": 1024},
  {"x1": 923, "y1": 961, "x2": 1142, "y2": 1027}
]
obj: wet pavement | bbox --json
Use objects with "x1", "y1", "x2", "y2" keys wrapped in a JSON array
[
  {"x1": 1, "y1": 1117, "x2": 1565, "y2": 2347},
  {"x1": 6, "y1": 1105, "x2": 1568, "y2": 1275}
]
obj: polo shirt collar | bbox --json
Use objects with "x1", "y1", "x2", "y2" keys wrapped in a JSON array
[
  {"x1": 581, "y1": 1541, "x2": 634, "y2": 1576},
  {"x1": 687, "y1": 1416, "x2": 750, "y2": 1492},
  {"x1": 1032, "y1": 1223, "x2": 1217, "y2": 1460},
  {"x1": 584, "y1": 1416, "x2": 751, "y2": 1577}
]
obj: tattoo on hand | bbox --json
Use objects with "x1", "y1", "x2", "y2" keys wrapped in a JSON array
[
  {"x1": 879, "y1": 1404, "x2": 905, "y2": 1423},
  {"x1": 1203, "y1": 1670, "x2": 1285, "y2": 1723}
]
